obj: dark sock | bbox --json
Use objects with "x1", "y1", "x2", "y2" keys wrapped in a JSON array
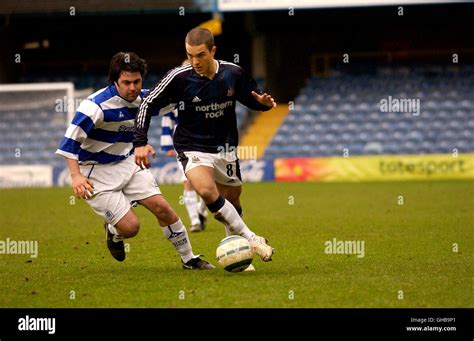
[{"x1": 206, "y1": 196, "x2": 225, "y2": 213}]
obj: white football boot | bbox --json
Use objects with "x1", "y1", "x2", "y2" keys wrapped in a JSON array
[
  {"x1": 189, "y1": 223, "x2": 203, "y2": 232},
  {"x1": 244, "y1": 264, "x2": 256, "y2": 271},
  {"x1": 249, "y1": 235, "x2": 274, "y2": 262}
]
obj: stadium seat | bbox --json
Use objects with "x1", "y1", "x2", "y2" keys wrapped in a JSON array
[{"x1": 264, "y1": 63, "x2": 474, "y2": 158}]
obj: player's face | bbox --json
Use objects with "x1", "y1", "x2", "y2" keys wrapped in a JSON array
[
  {"x1": 115, "y1": 71, "x2": 142, "y2": 101},
  {"x1": 186, "y1": 43, "x2": 216, "y2": 77}
]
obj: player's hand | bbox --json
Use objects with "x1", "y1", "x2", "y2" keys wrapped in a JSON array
[
  {"x1": 251, "y1": 91, "x2": 277, "y2": 108},
  {"x1": 71, "y1": 173, "x2": 94, "y2": 199},
  {"x1": 166, "y1": 150, "x2": 176, "y2": 157},
  {"x1": 134, "y1": 144, "x2": 156, "y2": 169}
]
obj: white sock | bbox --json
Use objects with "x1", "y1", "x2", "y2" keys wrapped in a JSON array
[
  {"x1": 223, "y1": 204, "x2": 243, "y2": 237},
  {"x1": 224, "y1": 224, "x2": 232, "y2": 236},
  {"x1": 214, "y1": 199, "x2": 255, "y2": 240},
  {"x1": 107, "y1": 224, "x2": 123, "y2": 242},
  {"x1": 224, "y1": 206, "x2": 243, "y2": 236},
  {"x1": 160, "y1": 219, "x2": 194, "y2": 263},
  {"x1": 183, "y1": 190, "x2": 200, "y2": 226},
  {"x1": 197, "y1": 198, "x2": 208, "y2": 217}
]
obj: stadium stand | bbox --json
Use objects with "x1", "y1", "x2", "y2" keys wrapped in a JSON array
[
  {"x1": 4, "y1": 64, "x2": 472, "y2": 166},
  {"x1": 265, "y1": 64, "x2": 474, "y2": 158},
  {"x1": 0, "y1": 89, "x2": 68, "y2": 166},
  {"x1": 0, "y1": 74, "x2": 249, "y2": 166}
]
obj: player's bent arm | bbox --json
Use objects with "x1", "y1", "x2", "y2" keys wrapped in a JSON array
[
  {"x1": 134, "y1": 144, "x2": 156, "y2": 169},
  {"x1": 64, "y1": 157, "x2": 94, "y2": 199},
  {"x1": 134, "y1": 67, "x2": 181, "y2": 147},
  {"x1": 235, "y1": 69, "x2": 275, "y2": 111},
  {"x1": 251, "y1": 91, "x2": 277, "y2": 109}
]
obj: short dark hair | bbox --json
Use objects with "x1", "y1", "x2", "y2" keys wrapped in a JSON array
[
  {"x1": 185, "y1": 28, "x2": 214, "y2": 51},
  {"x1": 108, "y1": 52, "x2": 147, "y2": 84}
]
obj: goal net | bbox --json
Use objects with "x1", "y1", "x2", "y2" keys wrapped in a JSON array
[{"x1": 0, "y1": 83, "x2": 76, "y2": 167}]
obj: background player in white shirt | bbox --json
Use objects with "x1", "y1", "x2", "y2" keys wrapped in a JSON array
[
  {"x1": 161, "y1": 110, "x2": 209, "y2": 232},
  {"x1": 56, "y1": 52, "x2": 214, "y2": 269}
]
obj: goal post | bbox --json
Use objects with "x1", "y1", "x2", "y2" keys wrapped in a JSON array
[
  {"x1": 0, "y1": 82, "x2": 75, "y2": 123},
  {"x1": 0, "y1": 82, "x2": 79, "y2": 168}
]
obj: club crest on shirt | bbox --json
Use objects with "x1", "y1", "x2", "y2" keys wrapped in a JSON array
[{"x1": 227, "y1": 88, "x2": 235, "y2": 97}]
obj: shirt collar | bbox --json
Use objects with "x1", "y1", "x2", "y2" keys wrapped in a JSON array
[
  {"x1": 111, "y1": 84, "x2": 139, "y2": 104},
  {"x1": 196, "y1": 59, "x2": 219, "y2": 78},
  {"x1": 109, "y1": 84, "x2": 119, "y2": 96}
]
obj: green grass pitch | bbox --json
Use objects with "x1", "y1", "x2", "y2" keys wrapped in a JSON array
[{"x1": 0, "y1": 181, "x2": 472, "y2": 308}]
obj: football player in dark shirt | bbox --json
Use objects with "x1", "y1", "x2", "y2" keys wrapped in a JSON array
[{"x1": 134, "y1": 28, "x2": 276, "y2": 264}]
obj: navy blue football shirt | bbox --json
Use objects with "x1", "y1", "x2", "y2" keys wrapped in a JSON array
[{"x1": 134, "y1": 60, "x2": 272, "y2": 153}]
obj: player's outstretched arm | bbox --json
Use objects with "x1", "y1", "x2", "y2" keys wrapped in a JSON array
[
  {"x1": 251, "y1": 91, "x2": 277, "y2": 108},
  {"x1": 134, "y1": 144, "x2": 156, "y2": 169}
]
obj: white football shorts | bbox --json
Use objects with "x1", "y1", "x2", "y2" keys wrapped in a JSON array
[
  {"x1": 79, "y1": 156, "x2": 161, "y2": 226},
  {"x1": 177, "y1": 150, "x2": 242, "y2": 187},
  {"x1": 177, "y1": 161, "x2": 187, "y2": 182}
]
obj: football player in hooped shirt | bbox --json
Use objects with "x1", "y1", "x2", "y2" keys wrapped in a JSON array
[
  {"x1": 56, "y1": 52, "x2": 214, "y2": 269},
  {"x1": 134, "y1": 28, "x2": 277, "y2": 264}
]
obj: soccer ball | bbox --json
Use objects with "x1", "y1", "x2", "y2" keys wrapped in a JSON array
[{"x1": 216, "y1": 235, "x2": 253, "y2": 272}]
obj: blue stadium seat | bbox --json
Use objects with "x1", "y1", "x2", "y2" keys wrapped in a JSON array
[{"x1": 264, "y1": 63, "x2": 474, "y2": 158}]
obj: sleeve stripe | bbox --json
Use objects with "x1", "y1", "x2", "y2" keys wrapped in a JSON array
[
  {"x1": 57, "y1": 137, "x2": 81, "y2": 156},
  {"x1": 137, "y1": 65, "x2": 192, "y2": 128},
  {"x1": 71, "y1": 112, "x2": 96, "y2": 134},
  {"x1": 220, "y1": 61, "x2": 241, "y2": 69},
  {"x1": 75, "y1": 99, "x2": 104, "y2": 122},
  {"x1": 64, "y1": 123, "x2": 88, "y2": 142},
  {"x1": 157, "y1": 103, "x2": 177, "y2": 117},
  {"x1": 137, "y1": 67, "x2": 185, "y2": 127},
  {"x1": 55, "y1": 149, "x2": 78, "y2": 160}
]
